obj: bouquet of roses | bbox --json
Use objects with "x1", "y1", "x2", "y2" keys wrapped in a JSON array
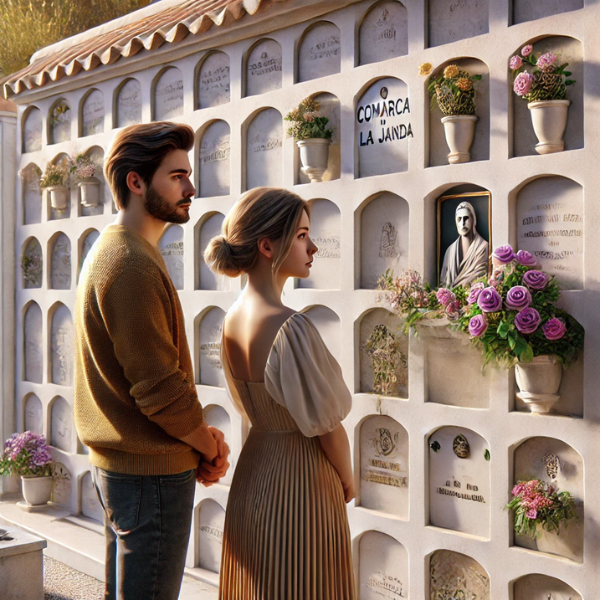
[{"x1": 0, "y1": 431, "x2": 53, "y2": 477}]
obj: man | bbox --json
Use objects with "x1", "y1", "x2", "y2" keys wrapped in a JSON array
[
  {"x1": 74, "y1": 122, "x2": 229, "y2": 600},
  {"x1": 440, "y1": 201, "x2": 489, "y2": 288}
]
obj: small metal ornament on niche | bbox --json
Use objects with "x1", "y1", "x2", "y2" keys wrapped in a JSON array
[{"x1": 542, "y1": 453, "x2": 562, "y2": 480}]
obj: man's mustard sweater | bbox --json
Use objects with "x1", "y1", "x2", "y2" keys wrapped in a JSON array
[{"x1": 74, "y1": 224, "x2": 205, "y2": 475}]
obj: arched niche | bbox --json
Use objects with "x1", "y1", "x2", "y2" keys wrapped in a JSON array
[
  {"x1": 428, "y1": 58, "x2": 490, "y2": 166},
  {"x1": 49, "y1": 232, "x2": 71, "y2": 290},
  {"x1": 245, "y1": 38, "x2": 282, "y2": 97},
  {"x1": 297, "y1": 21, "x2": 341, "y2": 83},
  {"x1": 158, "y1": 225, "x2": 184, "y2": 290},
  {"x1": 21, "y1": 163, "x2": 42, "y2": 225},
  {"x1": 245, "y1": 108, "x2": 283, "y2": 190},
  {"x1": 512, "y1": 0, "x2": 582, "y2": 25},
  {"x1": 298, "y1": 199, "x2": 340, "y2": 289},
  {"x1": 359, "y1": 191, "x2": 409, "y2": 289},
  {"x1": 78, "y1": 145, "x2": 105, "y2": 217},
  {"x1": 197, "y1": 51, "x2": 231, "y2": 109},
  {"x1": 358, "y1": 308, "x2": 408, "y2": 398},
  {"x1": 81, "y1": 471, "x2": 104, "y2": 522},
  {"x1": 196, "y1": 307, "x2": 226, "y2": 387},
  {"x1": 23, "y1": 302, "x2": 43, "y2": 383},
  {"x1": 22, "y1": 107, "x2": 42, "y2": 153},
  {"x1": 153, "y1": 67, "x2": 184, "y2": 121},
  {"x1": 196, "y1": 499, "x2": 225, "y2": 573},
  {"x1": 430, "y1": 550, "x2": 490, "y2": 599},
  {"x1": 48, "y1": 98, "x2": 71, "y2": 144},
  {"x1": 21, "y1": 237, "x2": 43, "y2": 289},
  {"x1": 359, "y1": 415, "x2": 408, "y2": 518},
  {"x1": 428, "y1": 0, "x2": 489, "y2": 48},
  {"x1": 80, "y1": 89, "x2": 104, "y2": 137},
  {"x1": 195, "y1": 212, "x2": 228, "y2": 291},
  {"x1": 359, "y1": 0, "x2": 408, "y2": 66},
  {"x1": 514, "y1": 574, "x2": 581, "y2": 599},
  {"x1": 203, "y1": 405, "x2": 233, "y2": 486},
  {"x1": 23, "y1": 393, "x2": 43, "y2": 434},
  {"x1": 359, "y1": 532, "x2": 408, "y2": 599},
  {"x1": 199, "y1": 120, "x2": 231, "y2": 197},
  {"x1": 52, "y1": 462, "x2": 72, "y2": 507},
  {"x1": 513, "y1": 436, "x2": 584, "y2": 562},
  {"x1": 50, "y1": 303, "x2": 74, "y2": 386},
  {"x1": 78, "y1": 229, "x2": 100, "y2": 282},
  {"x1": 302, "y1": 305, "x2": 341, "y2": 362},
  {"x1": 428, "y1": 426, "x2": 490, "y2": 538},
  {"x1": 50, "y1": 396, "x2": 73, "y2": 452},
  {"x1": 512, "y1": 36, "x2": 583, "y2": 157},
  {"x1": 48, "y1": 153, "x2": 71, "y2": 220},
  {"x1": 356, "y1": 77, "x2": 412, "y2": 178},
  {"x1": 115, "y1": 78, "x2": 142, "y2": 128}
]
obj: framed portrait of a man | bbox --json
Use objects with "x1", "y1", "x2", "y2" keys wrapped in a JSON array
[{"x1": 437, "y1": 191, "x2": 492, "y2": 287}]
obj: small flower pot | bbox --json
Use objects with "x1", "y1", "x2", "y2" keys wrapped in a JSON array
[
  {"x1": 297, "y1": 138, "x2": 331, "y2": 183},
  {"x1": 515, "y1": 354, "x2": 562, "y2": 414},
  {"x1": 527, "y1": 99, "x2": 570, "y2": 155},
  {"x1": 46, "y1": 185, "x2": 69, "y2": 210},
  {"x1": 441, "y1": 115, "x2": 478, "y2": 164},
  {"x1": 21, "y1": 475, "x2": 52, "y2": 506},
  {"x1": 78, "y1": 179, "x2": 100, "y2": 208}
]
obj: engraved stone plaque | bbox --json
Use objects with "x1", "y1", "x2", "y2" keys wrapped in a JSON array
[
  {"x1": 51, "y1": 233, "x2": 71, "y2": 290},
  {"x1": 514, "y1": 574, "x2": 581, "y2": 600},
  {"x1": 51, "y1": 396, "x2": 72, "y2": 452},
  {"x1": 517, "y1": 176, "x2": 583, "y2": 290},
  {"x1": 79, "y1": 230, "x2": 100, "y2": 281},
  {"x1": 159, "y1": 225, "x2": 184, "y2": 290},
  {"x1": 204, "y1": 405, "x2": 233, "y2": 486},
  {"x1": 52, "y1": 462, "x2": 71, "y2": 507},
  {"x1": 24, "y1": 394, "x2": 43, "y2": 434},
  {"x1": 245, "y1": 39, "x2": 282, "y2": 97},
  {"x1": 428, "y1": 0, "x2": 489, "y2": 48},
  {"x1": 23, "y1": 108, "x2": 42, "y2": 153},
  {"x1": 82, "y1": 89, "x2": 104, "y2": 137},
  {"x1": 51, "y1": 304, "x2": 74, "y2": 386},
  {"x1": 24, "y1": 302, "x2": 43, "y2": 383},
  {"x1": 360, "y1": 416, "x2": 408, "y2": 518},
  {"x1": 199, "y1": 307, "x2": 226, "y2": 387},
  {"x1": 50, "y1": 100, "x2": 71, "y2": 144},
  {"x1": 198, "y1": 51, "x2": 230, "y2": 109},
  {"x1": 357, "y1": 77, "x2": 411, "y2": 178},
  {"x1": 198, "y1": 499, "x2": 225, "y2": 573},
  {"x1": 298, "y1": 22, "x2": 340, "y2": 83},
  {"x1": 359, "y1": 532, "x2": 408, "y2": 600},
  {"x1": 198, "y1": 213, "x2": 228, "y2": 291},
  {"x1": 359, "y1": 0, "x2": 408, "y2": 66},
  {"x1": 513, "y1": 0, "x2": 582, "y2": 24},
  {"x1": 430, "y1": 550, "x2": 489, "y2": 600},
  {"x1": 22, "y1": 237, "x2": 43, "y2": 289},
  {"x1": 200, "y1": 121, "x2": 230, "y2": 197},
  {"x1": 117, "y1": 79, "x2": 142, "y2": 128},
  {"x1": 429, "y1": 426, "x2": 490, "y2": 537},
  {"x1": 154, "y1": 67, "x2": 184, "y2": 121},
  {"x1": 303, "y1": 306, "x2": 341, "y2": 362},
  {"x1": 22, "y1": 163, "x2": 42, "y2": 225},
  {"x1": 81, "y1": 471, "x2": 104, "y2": 522},
  {"x1": 246, "y1": 108, "x2": 282, "y2": 189}
]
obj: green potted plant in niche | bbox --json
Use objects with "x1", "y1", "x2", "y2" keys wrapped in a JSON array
[
  {"x1": 39, "y1": 163, "x2": 69, "y2": 210},
  {"x1": 285, "y1": 97, "x2": 333, "y2": 183},
  {"x1": 69, "y1": 153, "x2": 100, "y2": 208}
]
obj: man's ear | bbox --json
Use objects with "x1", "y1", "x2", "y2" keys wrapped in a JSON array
[
  {"x1": 257, "y1": 237, "x2": 274, "y2": 259},
  {"x1": 126, "y1": 171, "x2": 145, "y2": 198}
]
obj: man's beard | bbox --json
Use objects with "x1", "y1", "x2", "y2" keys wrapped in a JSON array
[{"x1": 144, "y1": 184, "x2": 191, "y2": 224}]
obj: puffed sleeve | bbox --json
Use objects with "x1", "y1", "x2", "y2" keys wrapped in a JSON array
[{"x1": 264, "y1": 313, "x2": 351, "y2": 437}]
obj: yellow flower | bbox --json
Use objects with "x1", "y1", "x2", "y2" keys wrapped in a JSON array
[
  {"x1": 419, "y1": 62, "x2": 433, "y2": 76},
  {"x1": 443, "y1": 64, "x2": 460, "y2": 79},
  {"x1": 456, "y1": 77, "x2": 473, "y2": 91}
]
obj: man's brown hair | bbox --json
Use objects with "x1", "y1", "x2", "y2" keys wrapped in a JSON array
[{"x1": 104, "y1": 122, "x2": 194, "y2": 210}]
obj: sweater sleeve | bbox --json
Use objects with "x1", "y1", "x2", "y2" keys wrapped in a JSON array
[{"x1": 100, "y1": 267, "x2": 204, "y2": 439}]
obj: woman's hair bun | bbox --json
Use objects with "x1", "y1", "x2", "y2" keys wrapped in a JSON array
[{"x1": 203, "y1": 235, "x2": 242, "y2": 277}]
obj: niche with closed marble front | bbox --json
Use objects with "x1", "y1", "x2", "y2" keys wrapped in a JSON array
[
  {"x1": 203, "y1": 405, "x2": 233, "y2": 486},
  {"x1": 52, "y1": 462, "x2": 72, "y2": 507},
  {"x1": 22, "y1": 106, "x2": 42, "y2": 153},
  {"x1": 302, "y1": 305, "x2": 341, "y2": 362},
  {"x1": 245, "y1": 39, "x2": 282, "y2": 97},
  {"x1": 429, "y1": 550, "x2": 490, "y2": 600},
  {"x1": 23, "y1": 301, "x2": 43, "y2": 383},
  {"x1": 428, "y1": 0, "x2": 489, "y2": 48},
  {"x1": 359, "y1": 0, "x2": 408, "y2": 66},
  {"x1": 196, "y1": 499, "x2": 225, "y2": 573},
  {"x1": 245, "y1": 108, "x2": 283, "y2": 190},
  {"x1": 159, "y1": 225, "x2": 184, "y2": 290},
  {"x1": 21, "y1": 163, "x2": 43, "y2": 225},
  {"x1": 513, "y1": 573, "x2": 581, "y2": 600},
  {"x1": 115, "y1": 78, "x2": 142, "y2": 129},
  {"x1": 50, "y1": 396, "x2": 73, "y2": 453},
  {"x1": 195, "y1": 212, "x2": 229, "y2": 291},
  {"x1": 22, "y1": 237, "x2": 43, "y2": 289},
  {"x1": 198, "y1": 120, "x2": 230, "y2": 197},
  {"x1": 195, "y1": 307, "x2": 226, "y2": 388},
  {"x1": 78, "y1": 229, "x2": 100, "y2": 282},
  {"x1": 196, "y1": 51, "x2": 230, "y2": 109},
  {"x1": 48, "y1": 98, "x2": 71, "y2": 144},
  {"x1": 153, "y1": 67, "x2": 184, "y2": 121},
  {"x1": 511, "y1": 0, "x2": 582, "y2": 25},
  {"x1": 80, "y1": 471, "x2": 104, "y2": 522},
  {"x1": 297, "y1": 21, "x2": 340, "y2": 83},
  {"x1": 80, "y1": 89, "x2": 104, "y2": 137},
  {"x1": 49, "y1": 232, "x2": 72, "y2": 290},
  {"x1": 23, "y1": 393, "x2": 43, "y2": 434},
  {"x1": 47, "y1": 153, "x2": 71, "y2": 220},
  {"x1": 49, "y1": 303, "x2": 74, "y2": 386}
]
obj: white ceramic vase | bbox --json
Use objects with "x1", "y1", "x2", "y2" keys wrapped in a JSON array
[
  {"x1": 78, "y1": 179, "x2": 100, "y2": 208},
  {"x1": 297, "y1": 138, "x2": 330, "y2": 182},
  {"x1": 21, "y1": 475, "x2": 52, "y2": 506},
  {"x1": 527, "y1": 99, "x2": 570, "y2": 155},
  {"x1": 441, "y1": 115, "x2": 478, "y2": 164},
  {"x1": 515, "y1": 354, "x2": 562, "y2": 414},
  {"x1": 47, "y1": 186, "x2": 69, "y2": 210}
]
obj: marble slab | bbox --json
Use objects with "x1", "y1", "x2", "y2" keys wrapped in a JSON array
[
  {"x1": 199, "y1": 307, "x2": 226, "y2": 388},
  {"x1": 197, "y1": 499, "x2": 225, "y2": 573},
  {"x1": 51, "y1": 462, "x2": 72, "y2": 507},
  {"x1": 51, "y1": 304, "x2": 74, "y2": 386},
  {"x1": 117, "y1": 79, "x2": 142, "y2": 128},
  {"x1": 50, "y1": 100, "x2": 71, "y2": 144},
  {"x1": 359, "y1": 0, "x2": 408, "y2": 66},
  {"x1": 23, "y1": 108, "x2": 42, "y2": 153},
  {"x1": 82, "y1": 90, "x2": 104, "y2": 137},
  {"x1": 430, "y1": 550, "x2": 489, "y2": 600},
  {"x1": 154, "y1": 67, "x2": 184, "y2": 121},
  {"x1": 513, "y1": 0, "x2": 582, "y2": 24},
  {"x1": 514, "y1": 573, "x2": 581, "y2": 600},
  {"x1": 51, "y1": 233, "x2": 71, "y2": 290},
  {"x1": 159, "y1": 224, "x2": 184, "y2": 290},
  {"x1": 51, "y1": 396, "x2": 73, "y2": 453},
  {"x1": 24, "y1": 302, "x2": 43, "y2": 384},
  {"x1": 81, "y1": 471, "x2": 104, "y2": 522},
  {"x1": 199, "y1": 121, "x2": 231, "y2": 197},
  {"x1": 246, "y1": 108, "x2": 282, "y2": 189},
  {"x1": 298, "y1": 21, "x2": 340, "y2": 83},
  {"x1": 428, "y1": 0, "x2": 489, "y2": 47},
  {"x1": 24, "y1": 394, "x2": 43, "y2": 434},
  {"x1": 22, "y1": 164, "x2": 42, "y2": 225},
  {"x1": 246, "y1": 39, "x2": 282, "y2": 97},
  {"x1": 198, "y1": 52, "x2": 230, "y2": 109}
]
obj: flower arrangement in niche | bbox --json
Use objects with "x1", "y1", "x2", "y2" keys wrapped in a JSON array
[
  {"x1": 364, "y1": 323, "x2": 407, "y2": 397},
  {"x1": 21, "y1": 252, "x2": 42, "y2": 287},
  {"x1": 421, "y1": 63, "x2": 482, "y2": 116},
  {"x1": 39, "y1": 163, "x2": 68, "y2": 189},
  {"x1": 69, "y1": 153, "x2": 97, "y2": 182},
  {"x1": 0, "y1": 431, "x2": 53, "y2": 478},
  {"x1": 284, "y1": 97, "x2": 333, "y2": 140}
]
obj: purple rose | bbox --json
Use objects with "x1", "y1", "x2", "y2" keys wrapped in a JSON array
[
  {"x1": 505, "y1": 286, "x2": 532, "y2": 311},
  {"x1": 513, "y1": 72, "x2": 534, "y2": 96},
  {"x1": 522, "y1": 270, "x2": 548, "y2": 290},
  {"x1": 467, "y1": 282, "x2": 485, "y2": 304},
  {"x1": 468, "y1": 314, "x2": 488, "y2": 338},
  {"x1": 516, "y1": 250, "x2": 537, "y2": 266},
  {"x1": 515, "y1": 307, "x2": 541, "y2": 334},
  {"x1": 446, "y1": 301, "x2": 461, "y2": 321},
  {"x1": 492, "y1": 245, "x2": 516, "y2": 264},
  {"x1": 536, "y1": 52, "x2": 557, "y2": 70},
  {"x1": 477, "y1": 287, "x2": 503, "y2": 313},
  {"x1": 543, "y1": 318, "x2": 566, "y2": 340},
  {"x1": 521, "y1": 44, "x2": 533, "y2": 57},
  {"x1": 509, "y1": 55, "x2": 523, "y2": 70},
  {"x1": 436, "y1": 288, "x2": 456, "y2": 307}
]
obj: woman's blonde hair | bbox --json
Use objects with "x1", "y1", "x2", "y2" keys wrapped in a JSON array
[{"x1": 204, "y1": 187, "x2": 310, "y2": 277}]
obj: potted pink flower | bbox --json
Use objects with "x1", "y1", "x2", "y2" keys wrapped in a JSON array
[{"x1": 69, "y1": 154, "x2": 100, "y2": 207}]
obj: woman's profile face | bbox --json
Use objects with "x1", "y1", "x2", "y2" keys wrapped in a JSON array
[{"x1": 278, "y1": 209, "x2": 318, "y2": 279}]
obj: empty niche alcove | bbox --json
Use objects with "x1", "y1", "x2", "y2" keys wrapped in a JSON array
[
  {"x1": 298, "y1": 199, "x2": 340, "y2": 289},
  {"x1": 23, "y1": 301, "x2": 43, "y2": 383},
  {"x1": 358, "y1": 531, "x2": 408, "y2": 599},
  {"x1": 80, "y1": 89, "x2": 104, "y2": 137},
  {"x1": 358, "y1": 308, "x2": 408, "y2": 399},
  {"x1": 23, "y1": 393, "x2": 43, "y2": 434},
  {"x1": 245, "y1": 39, "x2": 282, "y2": 97},
  {"x1": 302, "y1": 306, "x2": 341, "y2": 362},
  {"x1": 358, "y1": 415, "x2": 408, "y2": 518},
  {"x1": 429, "y1": 550, "x2": 489, "y2": 600},
  {"x1": 513, "y1": 573, "x2": 581, "y2": 600},
  {"x1": 245, "y1": 108, "x2": 283, "y2": 190},
  {"x1": 80, "y1": 471, "x2": 104, "y2": 522},
  {"x1": 50, "y1": 395, "x2": 73, "y2": 453},
  {"x1": 297, "y1": 21, "x2": 340, "y2": 83},
  {"x1": 153, "y1": 67, "x2": 184, "y2": 121},
  {"x1": 513, "y1": 436, "x2": 584, "y2": 562},
  {"x1": 511, "y1": 0, "x2": 583, "y2": 26},
  {"x1": 115, "y1": 78, "x2": 142, "y2": 128},
  {"x1": 198, "y1": 120, "x2": 231, "y2": 197},
  {"x1": 358, "y1": 191, "x2": 408, "y2": 289},
  {"x1": 512, "y1": 36, "x2": 583, "y2": 158},
  {"x1": 22, "y1": 237, "x2": 43, "y2": 289},
  {"x1": 50, "y1": 303, "x2": 74, "y2": 386},
  {"x1": 49, "y1": 232, "x2": 71, "y2": 290},
  {"x1": 78, "y1": 229, "x2": 100, "y2": 283},
  {"x1": 22, "y1": 106, "x2": 42, "y2": 153},
  {"x1": 158, "y1": 225, "x2": 184, "y2": 290},
  {"x1": 21, "y1": 163, "x2": 42, "y2": 225},
  {"x1": 204, "y1": 405, "x2": 233, "y2": 486},
  {"x1": 48, "y1": 98, "x2": 71, "y2": 144},
  {"x1": 427, "y1": 0, "x2": 489, "y2": 48},
  {"x1": 195, "y1": 212, "x2": 229, "y2": 291},
  {"x1": 196, "y1": 51, "x2": 230, "y2": 109},
  {"x1": 196, "y1": 307, "x2": 226, "y2": 388},
  {"x1": 428, "y1": 58, "x2": 490, "y2": 167},
  {"x1": 78, "y1": 146, "x2": 104, "y2": 218},
  {"x1": 356, "y1": 77, "x2": 411, "y2": 178},
  {"x1": 196, "y1": 499, "x2": 225, "y2": 573},
  {"x1": 428, "y1": 426, "x2": 490, "y2": 538},
  {"x1": 296, "y1": 93, "x2": 340, "y2": 184},
  {"x1": 359, "y1": 0, "x2": 408, "y2": 66},
  {"x1": 48, "y1": 154, "x2": 71, "y2": 220}
]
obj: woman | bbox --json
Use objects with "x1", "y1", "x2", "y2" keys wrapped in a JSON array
[{"x1": 204, "y1": 187, "x2": 356, "y2": 600}]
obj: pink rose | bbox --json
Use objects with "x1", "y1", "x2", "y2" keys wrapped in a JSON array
[
  {"x1": 436, "y1": 288, "x2": 456, "y2": 308},
  {"x1": 515, "y1": 250, "x2": 537, "y2": 266},
  {"x1": 542, "y1": 318, "x2": 566, "y2": 340},
  {"x1": 536, "y1": 52, "x2": 557, "y2": 70},
  {"x1": 492, "y1": 245, "x2": 516, "y2": 264},
  {"x1": 521, "y1": 44, "x2": 533, "y2": 57},
  {"x1": 513, "y1": 72, "x2": 534, "y2": 96},
  {"x1": 509, "y1": 55, "x2": 523, "y2": 70}
]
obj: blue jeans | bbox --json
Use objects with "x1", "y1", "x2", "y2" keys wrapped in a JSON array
[{"x1": 92, "y1": 466, "x2": 196, "y2": 600}]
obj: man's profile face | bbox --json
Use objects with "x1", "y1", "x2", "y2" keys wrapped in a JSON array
[{"x1": 455, "y1": 208, "x2": 473, "y2": 238}]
